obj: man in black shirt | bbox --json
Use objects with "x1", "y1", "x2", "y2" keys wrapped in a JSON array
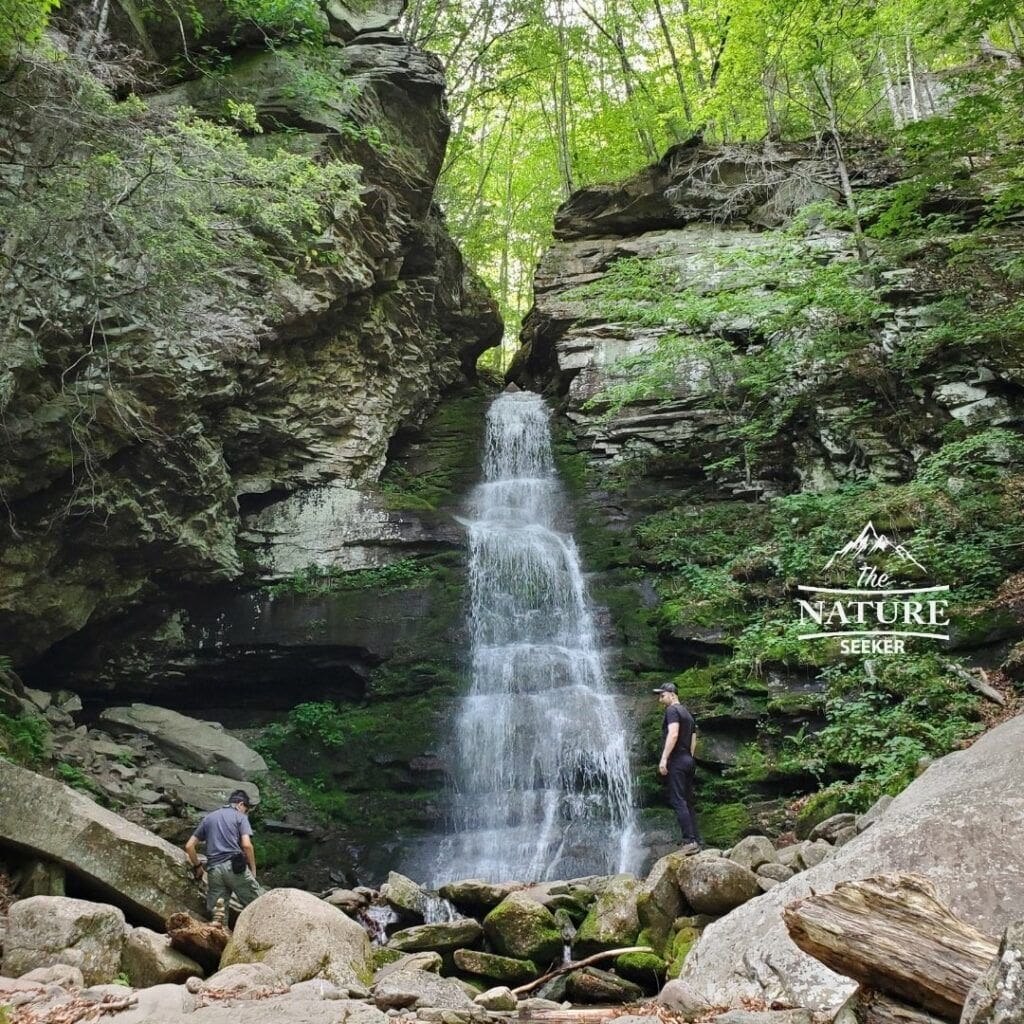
[{"x1": 654, "y1": 682, "x2": 701, "y2": 853}]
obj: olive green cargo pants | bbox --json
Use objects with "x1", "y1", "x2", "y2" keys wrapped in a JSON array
[{"x1": 206, "y1": 860, "x2": 262, "y2": 914}]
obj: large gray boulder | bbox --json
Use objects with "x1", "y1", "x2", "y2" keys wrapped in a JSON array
[
  {"x1": 147, "y1": 765, "x2": 261, "y2": 811},
  {"x1": 676, "y1": 856, "x2": 761, "y2": 915},
  {"x1": 100, "y1": 704, "x2": 266, "y2": 780},
  {"x1": 0, "y1": 759, "x2": 205, "y2": 926},
  {"x1": 483, "y1": 892, "x2": 563, "y2": 965},
  {"x1": 373, "y1": 970, "x2": 477, "y2": 1010},
  {"x1": 637, "y1": 853, "x2": 685, "y2": 954},
  {"x1": 681, "y1": 713, "x2": 1024, "y2": 1012},
  {"x1": 573, "y1": 875, "x2": 640, "y2": 956},
  {"x1": 221, "y1": 888, "x2": 372, "y2": 991},
  {"x1": 2, "y1": 896, "x2": 125, "y2": 985},
  {"x1": 122, "y1": 926, "x2": 203, "y2": 987},
  {"x1": 387, "y1": 919, "x2": 483, "y2": 955}
]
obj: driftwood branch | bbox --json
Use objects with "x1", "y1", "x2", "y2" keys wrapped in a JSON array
[
  {"x1": 943, "y1": 661, "x2": 1005, "y2": 706},
  {"x1": 783, "y1": 875, "x2": 998, "y2": 1020},
  {"x1": 511, "y1": 946, "x2": 654, "y2": 996}
]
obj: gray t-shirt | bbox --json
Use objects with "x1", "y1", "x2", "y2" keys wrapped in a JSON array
[{"x1": 192, "y1": 806, "x2": 252, "y2": 866}]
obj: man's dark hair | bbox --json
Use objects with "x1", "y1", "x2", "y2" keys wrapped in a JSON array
[{"x1": 229, "y1": 789, "x2": 251, "y2": 808}]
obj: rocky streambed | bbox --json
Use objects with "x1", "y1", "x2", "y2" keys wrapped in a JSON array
[{"x1": 3, "y1": 711, "x2": 1024, "y2": 1024}]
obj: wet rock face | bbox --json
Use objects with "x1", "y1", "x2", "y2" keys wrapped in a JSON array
[{"x1": 0, "y1": 13, "x2": 501, "y2": 669}]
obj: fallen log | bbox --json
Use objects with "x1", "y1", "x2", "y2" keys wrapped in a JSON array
[
  {"x1": 783, "y1": 875, "x2": 998, "y2": 1020},
  {"x1": 166, "y1": 911, "x2": 229, "y2": 972},
  {"x1": 517, "y1": 1010, "x2": 624, "y2": 1024},
  {"x1": 943, "y1": 662, "x2": 1005, "y2": 706},
  {"x1": 511, "y1": 945, "x2": 654, "y2": 996},
  {"x1": 850, "y1": 991, "x2": 949, "y2": 1024}
]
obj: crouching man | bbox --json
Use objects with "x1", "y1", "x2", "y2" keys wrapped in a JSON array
[{"x1": 185, "y1": 788, "x2": 262, "y2": 916}]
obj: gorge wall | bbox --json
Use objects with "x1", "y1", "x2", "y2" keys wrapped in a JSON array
[
  {"x1": 0, "y1": 0, "x2": 501, "y2": 881},
  {"x1": 514, "y1": 138, "x2": 1024, "y2": 849}
]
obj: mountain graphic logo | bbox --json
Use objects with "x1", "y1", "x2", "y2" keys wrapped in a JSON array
[{"x1": 822, "y1": 521, "x2": 927, "y2": 572}]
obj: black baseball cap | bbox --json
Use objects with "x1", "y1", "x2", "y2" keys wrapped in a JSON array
[{"x1": 652, "y1": 683, "x2": 677, "y2": 694}]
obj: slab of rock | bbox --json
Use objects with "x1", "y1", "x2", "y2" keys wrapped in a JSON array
[
  {"x1": 388, "y1": 919, "x2": 483, "y2": 955},
  {"x1": 483, "y1": 893, "x2": 562, "y2": 965},
  {"x1": 757, "y1": 863, "x2": 794, "y2": 883},
  {"x1": 452, "y1": 948, "x2": 537, "y2": 984},
  {"x1": 799, "y1": 840, "x2": 833, "y2": 869},
  {"x1": 729, "y1": 836, "x2": 777, "y2": 871},
  {"x1": 382, "y1": 871, "x2": 428, "y2": 920},
  {"x1": 676, "y1": 856, "x2": 760, "y2": 915},
  {"x1": 656, "y1": 978, "x2": 713, "y2": 1018},
  {"x1": 566, "y1": 966, "x2": 644, "y2": 1004},
  {"x1": 0, "y1": 759, "x2": 205, "y2": 926},
  {"x1": 637, "y1": 852, "x2": 684, "y2": 954},
  {"x1": 809, "y1": 814, "x2": 856, "y2": 843},
  {"x1": 147, "y1": 765, "x2": 261, "y2": 811},
  {"x1": 962, "y1": 918, "x2": 1024, "y2": 1024},
  {"x1": 20, "y1": 964, "x2": 85, "y2": 988},
  {"x1": 573, "y1": 875, "x2": 641, "y2": 956},
  {"x1": 100, "y1": 704, "x2": 266, "y2": 780},
  {"x1": 712, "y1": 1012, "x2": 812, "y2": 1024},
  {"x1": 856, "y1": 795, "x2": 894, "y2": 833},
  {"x1": 325, "y1": 888, "x2": 370, "y2": 913},
  {"x1": 200, "y1": 962, "x2": 287, "y2": 998},
  {"x1": 681, "y1": 713, "x2": 1024, "y2": 1013},
  {"x1": 373, "y1": 951, "x2": 443, "y2": 983},
  {"x1": 2, "y1": 896, "x2": 125, "y2": 985},
  {"x1": 221, "y1": 888, "x2": 371, "y2": 991},
  {"x1": 439, "y1": 879, "x2": 520, "y2": 911},
  {"x1": 373, "y1": 971, "x2": 477, "y2": 1010},
  {"x1": 122, "y1": 926, "x2": 203, "y2": 987},
  {"x1": 473, "y1": 986, "x2": 517, "y2": 1010}
]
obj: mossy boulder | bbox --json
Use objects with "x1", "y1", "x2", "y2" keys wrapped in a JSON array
[
  {"x1": 573, "y1": 876, "x2": 641, "y2": 957},
  {"x1": 388, "y1": 919, "x2": 483, "y2": 955},
  {"x1": 675, "y1": 856, "x2": 760, "y2": 916},
  {"x1": 452, "y1": 948, "x2": 538, "y2": 984},
  {"x1": 666, "y1": 924, "x2": 701, "y2": 979},
  {"x1": 566, "y1": 966, "x2": 645, "y2": 1004},
  {"x1": 482, "y1": 893, "x2": 562, "y2": 966},
  {"x1": 636, "y1": 853, "x2": 684, "y2": 956},
  {"x1": 439, "y1": 879, "x2": 521, "y2": 913},
  {"x1": 614, "y1": 950, "x2": 667, "y2": 993},
  {"x1": 699, "y1": 801, "x2": 753, "y2": 848}
]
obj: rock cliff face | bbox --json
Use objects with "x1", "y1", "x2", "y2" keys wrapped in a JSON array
[
  {"x1": 514, "y1": 139, "x2": 1024, "y2": 848},
  {"x1": 0, "y1": 1, "x2": 501, "y2": 670}
]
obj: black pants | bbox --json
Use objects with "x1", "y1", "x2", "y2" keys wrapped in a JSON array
[{"x1": 667, "y1": 756, "x2": 700, "y2": 844}]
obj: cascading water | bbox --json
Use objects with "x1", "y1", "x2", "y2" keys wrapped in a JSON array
[{"x1": 432, "y1": 390, "x2": 639, "y2": 883}]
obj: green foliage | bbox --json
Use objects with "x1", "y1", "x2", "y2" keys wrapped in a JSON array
[
  {"x1": 697, "y1": 801, "x2": 752, "y2": 847},
  {"x1": 0, "y1": 712, "x2": 50, "y2": 767},
  {"x1": 0, "y1": 0, "x2": 57, "y2": 56},
  {"x1": 267, "y1": 558, "x2": 437, "y2": 597},
  {"x1": 56, "y1": 761, "x2": 104, "y2": 797}
]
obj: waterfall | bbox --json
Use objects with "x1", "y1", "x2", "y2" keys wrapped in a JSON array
[{"x1": 433, "y1": 390, "x2": 639, "y2": 883}]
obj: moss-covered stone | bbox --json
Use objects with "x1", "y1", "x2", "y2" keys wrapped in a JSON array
[
  {"x1": 566, "y1": 966, "x2": 645, "y2": 1004},
  {"x1": 614, "y1": 951, "x2": 667, "y2": 992},
  {"x1": 573, "y1": 876, "x2": 641, "y2": 957},
  {"x1": 666, "y1": 925, "x2": 700, "y2": 979},
  {"x1": 452, "y1": 948, "x2": 538, "y2": 984},
  {"x1": 483, "y1": 893, "x2": 562, "y2": 966},
  {"x1": 388, "y1": 919, "x2": 484, "y2": 955},
  {"x1": 698, "y1": 802, "x2": 753, "y2": 848}
]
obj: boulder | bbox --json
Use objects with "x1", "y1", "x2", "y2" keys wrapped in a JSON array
[
  {"x1": 573, "y1": 875, "x2": 641, "y2": 956},
  {"x1": 1, "y1": 896, "x2": 125, "y2": 985},
  {"x1": 373, "y1": 970, "x2": 477, "y2": 1010},
  {"x1": 636, "y1": 853, "x2": 684, "y2": 955},
  {"x1": 20, "y1": 964, "x2": 85, "y2": 988},
  {"x1": 473, "y1": 986, "x2": 517, "y2": 1010},
  {"x1": 381, "y1": 871, "x2": 427, "y2": 920},
  {"x1": 323, "y1": 0, "x2": 404, "y2": 40},
  {"x1": 776, "y1": 844, "x2": 807, "y2": 871},
  {"x1": 99, "y1": 704, "x2": 266, "y2": 780},
  {"x1": 713, "y1": 1012, "x2": 812, "y2": 1024},
  {"x1": 614, "y1": 950, "x2": 667, "y2": 992},
  {"x1": 656, "y1": 978, "x2": 713, "y2": 1018},
  {"x1": 452, "y1": 948, "x2": 538, "y2": 984},
  {"x1": 961, "y1": 918, "x2": 1024, "y2": 1024},
  {"x1": 681, "y1": 713, "x2": 1024, "y2": 1013},
  {"x1": 728, "y1": 836, "x2": 777, "y2": 872},
  {"x1": 146, "y1": 766, "x2": 261, "y2": 811},
  {"x1": 373, "y1": 951, "x2": 443, "y2": 982},
  {"x1": 757, "y1": 863, "x2": 794, "y2": 883},
  {"x1": 387, "y1": 919, "x2": 483, "y2": 955},
  {"x1": 200, "y1": 962, "x2": 287, "y2": 998},
  {"x1": 483, "y1": 892, "x2": 563, "y2": 965},
  {"x1": 809, "y1": 814, "x2": 857, "y2": 843},
  {"x1": 122, "y1": 926, "x2": 203, "y2": 987},
  {"x1": 0, "y1": 759, "x2": 205, "y2": 925},
  {"x1": 676, "y1": 856, "x2": 760, "y2": 915},
  {"x1": 221, "y1": 888, "x2": 372, "y2": 991},
  {"x1": 856, "y1": 795, "x2": 894, "y2": 833},
  {"x1": 799, "y1": 841, "x2": 833, "y2": 869},
  {"x1": 566, "y1": 966, "x2": 644, "y2": 1004},
  {"x1": 439, "y1": 879, "x2": 521, "y2": 911}
]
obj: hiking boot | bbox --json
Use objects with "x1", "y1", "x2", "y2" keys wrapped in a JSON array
[{"x1": 680, "y1": 841, "x2": 702, "y2": 855}]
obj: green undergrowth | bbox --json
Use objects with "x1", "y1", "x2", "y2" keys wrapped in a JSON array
[
  {"x1": 266, "y1": 556, "x2": 441, "y2": 597},
  {"x1": 0, "y1": 711, "x2": 50, "y2": 767}
]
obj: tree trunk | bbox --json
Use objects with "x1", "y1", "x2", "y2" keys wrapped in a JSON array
[
  {"x1": 652, "y1": 0, "x2": 693, "y2": 123},
  {"x1": 783, "y1": 875, "x2": 999, "y2": 1021},
  {"x1": 851, "y1": 991, "x2": 950, "y2": 1024},
  {"x1": 165, "y1": 912, "x2": 230, "y2": 972}
]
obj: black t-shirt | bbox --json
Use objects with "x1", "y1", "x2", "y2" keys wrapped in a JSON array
[{"x1": 662, "y1": 703, "x2": 696, "y2": 764}]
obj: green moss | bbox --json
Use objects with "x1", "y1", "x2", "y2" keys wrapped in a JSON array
[
  {"x1": 698, "y1": 801, "x2": 752, "y2": 848},
  {"x1": 371, "y1": 947, "x2": 403, "y2": 971},
  {"x1": 614, "y1": 951, "x2": 666, "y2": 991},
  {"x1": 795, "y1": 787, "x2": 859, "y2": 839},
  {"x1": 666, "y1": 925, "x2": 699, "y2": 979}
]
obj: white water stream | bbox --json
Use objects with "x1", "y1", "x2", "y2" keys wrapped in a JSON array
[{"x1": 432, "y1": 390, "x2": 639, "y2": 883}]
